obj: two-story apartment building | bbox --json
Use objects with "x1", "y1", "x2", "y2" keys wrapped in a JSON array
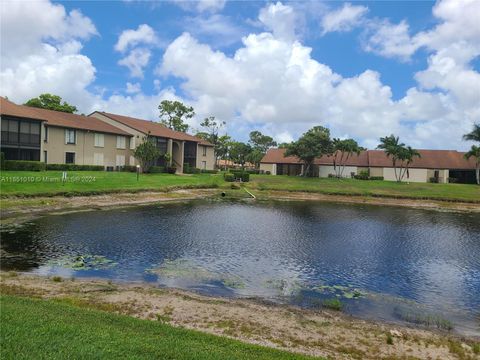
[
  {"x1": 1, "y1": 97, "x2": 133, "y2": 168},
  {"x1": 89, "y1": 111, "x2": 215, "y2": 172},
  {"x1": 1, "y1": 97, "x2": 215, "y2": 172}
]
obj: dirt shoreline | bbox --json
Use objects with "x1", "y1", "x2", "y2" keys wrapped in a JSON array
[
  {"x1": 1, "y1": 272, "x2": 478, "y2": 360},
  {"x1": 1, "y1": 188, "x2": 479, "y2": 224}
]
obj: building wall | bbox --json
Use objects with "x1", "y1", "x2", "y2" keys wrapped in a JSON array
[
  {"x1": 383, "y1": 167, "x2": 428, "y2": 182},
  {"x1": 260, "y1": 163, "x2": 276, "y2": 175},
  {"x1": 368, "y1": 167, "x2": 383, "y2": 177},
  {"x1": 319, "y1": 165, "x2": 358, "y2": 178},
  {"x1": 427, "y1": 169, "x2": 449, "y2": 183},
  {"x1": 196, "y1": 145, "x2": 215, "y2": 170},
  {"x1": 43, "y1": 126, "x2": 132, "y2": 167}
]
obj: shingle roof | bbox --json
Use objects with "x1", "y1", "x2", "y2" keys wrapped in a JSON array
[
  {"x1": 93, "y1": 111, "x2": 213, "y2": 146},
  {"x1": 0, "y1": 97, "x2": 131, "y2": 136},
  {"x1": 261, "y1": 148, "x2": 476, "y2": 170}
]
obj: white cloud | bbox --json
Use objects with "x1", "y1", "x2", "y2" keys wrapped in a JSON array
[
  {"x1": 126, "y1": 82, "x2": 142, "y2": 94},
  {"x1": 159, "y1": 1, "x2": 479, "y2": 150},
  {"x1": 321, "y1": 3, "x2": 368, "y2": 35},
  {"x1": 258, "y1": 2, "x2": 297, "y2": 42},
  {"x1": 171, "y1": 0, "x2": 226, "y2": 13},
  {"x1": 183, "y1": 14, "x2": 245, "y2": 47},
  {"x1": 0, "y1": 0, "x2": 97, "y2": 110},
  {"x1": 362, "y1": 20, "x2": 419, "y2": 61},
  {"x1": 115, "y1": 24, "x2": 158, "y2": 52},
  {"x1": 118, "y1": 48, "x2": 151, "y2": 78}
]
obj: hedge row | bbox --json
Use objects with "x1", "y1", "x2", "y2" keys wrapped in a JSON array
[
  {"x1": 4, "y1": 160, "x2": 46, "y2": 171},
  {"x1": 46, "y1": 164, "x2": 104, "y2": 171},
  {"x1": 224, "y1": 171, "x2": 250, "y2": 182}
]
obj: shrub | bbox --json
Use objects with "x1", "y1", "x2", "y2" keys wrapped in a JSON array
[
  {"x1": 166, "y1": 166, "x2": 177, "y2": 174},
  {"x1": 4, "y1": 160, "x2": 46, "y2": 171},
  {"x1": 241, "y1": 172, "x2": 250, "y2": 182},
  {"x1": 184, "y1": 164, "x2": 201, "y2": 174},
  {"x1": 200, "y1": 169, "x2": 218, "y2": 174},
  {"x1": 328, "y1": 174, "x2": 337, "y2": 178},
  {"x1": 354, "y1": 170, "x2": 369, "y2": 180},
  {"x1": 386, "y1": 334, "x2": 393, "y2": 345},
  {"x1": 224, "y1": 173, "x2": 235, "y2": 182},
  {"x1": 369, "y1": 176, "x2": 384, "y2": 181},
  {"x1": 0, "y1": 152, "x2": 5, "y2": 170},
  {"x1": 46, "y1": 164, "x2": 104, "y2": 171},
  {"x1": 265, "y1": 171, "x2": 271, "y2": 175},
  {"x1": 245, "y1": 169, "x2": 260, "y2": 174},
  {"x1": 122, "y1": 165, "x2": 137, "y2": 172},
  {"x1": 149, "y1": 166, "x2": 165, "y2": 173}
]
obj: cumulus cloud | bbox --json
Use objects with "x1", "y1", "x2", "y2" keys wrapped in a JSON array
[
  {"x1": 118, "y1": 48, "x2": 151, "y2": 78},
  {"x1": 115, "y1": 24, "x2": 158, "y2": 52},
  {"x1": 126, "y1": 82, "x2": 142, "y2": 94},
  {"x1": 0, "y1": 0, "x2": 97, "y2": 110},
  {"x1": 159, "y1": 1, "x2": 479, "y2": 149},
  {"x1": 258, "y1": 2, "x2": 297, "y2": 42},
  {"x1": 320, "y1": 3, "x2": 368, "y2": 35}
]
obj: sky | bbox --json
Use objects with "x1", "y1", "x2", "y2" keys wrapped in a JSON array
[{"x1": 1, "y1": 0, "x2": 479, "y2": 150}]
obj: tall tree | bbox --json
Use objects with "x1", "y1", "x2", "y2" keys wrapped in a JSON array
[
  {"x1": 332, "y1": 138, "x2": 363, "y2": 178},
  {"x1": 133, "y1": 134, "x2": 161, "y2": 173},
  {"x1": 229, "y1": 142, "x2": 252, "y2": 170},
  {"x1": 463, "y1": 123, "x2": 480, "y2": 143},
  {"x1": 397, "y1": 146, "x2": 421, "y2": 182},
  {"x1": 464, "y1": 145, "x2": 480, "y2": 185},
  {"x1": 377, "y1": 135, "x2": 405, "y2": 182},
  {"x1": 198, "y1": 116, "x2": 226, "y2": 167},
  {"x1": 24, "y1": 94, "x2": 78, "y2": 113},
  {"x1": 216, "y1": 135, "x2": 232, "y2": 169},
  {"x1": 285, "y1": 126, "x2": 333, "y2": 177},
  {"x1": 247, "y1": 130, "x2": 277, "y2": 168},
  {"x1": 158, "y1": 100, "x2": 194, "y2": 132}
]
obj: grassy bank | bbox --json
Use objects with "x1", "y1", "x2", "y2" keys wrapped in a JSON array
[
  {"x1": 0, "y1": 295, "x2": 315, "y2": 360},
  {"x1": 0, "y1": 171, "x2": 222, "y2": 197},
  {"x1": 1, "y1": 171, "x2": 479, "y2": 203},
  {"x1": 247, "y1": 175, "x2": 480, "y2": 202}
]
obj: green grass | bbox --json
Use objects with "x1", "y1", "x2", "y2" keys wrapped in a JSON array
[
  {"x1": 247, "y1": 175, "x2": 480, "y2": 202},
  {"x1": 1, "y1": 171, "x2": 479, "y2": 203},
  {"x1": 0, "y1": 171, "x2": 222, "y2": 197},
  {"x1": 0, "y1": 295, "x2": 317, "y2": 360}
]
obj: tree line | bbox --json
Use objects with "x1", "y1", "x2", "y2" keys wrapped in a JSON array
[{"x1": 23, "y1": 93, "x2": 480, "y2": 183}]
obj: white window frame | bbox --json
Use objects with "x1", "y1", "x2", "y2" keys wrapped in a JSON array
[
  {"x1": 130, "y1": 137, "x2": 135, "y2": 150},
  {"x1": 94, "y1": 153, "x2": 104, "y2": 166},
  {"x1": 202, "y1": 146, "x2": 207, "y2": 156},
  {"x1": 116, "y1": 155, "x2": 125, "y2": 167},
  {"x1": 94, "y1": 133, "x2": 104, "y2": 148},
  {"x1": 65, "y1": 129, "x2": 76, "y2": 144},
  {"x1": 116, "y1": 136, "x2": 126, "y2": 149}
]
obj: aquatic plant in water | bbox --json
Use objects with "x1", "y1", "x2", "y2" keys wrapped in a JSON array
[
  {"x1": 264, "y1": 279, "x2": 305, "y2": 296},
  {"x1": 393, "y1": 307, "x2": 454, "y2": 331},
  {"x1": 48, "y1": 255, "x2": 118, "y2": 270},
  {"x1": 146, "y1": 259, "x2": 246, "y2": 289},
  {"x1": 315, "y1": 284, "x2": 366, "y2": 300}
]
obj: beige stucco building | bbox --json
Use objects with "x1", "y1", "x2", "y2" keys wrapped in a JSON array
[
  {"x1": 260, "y1": 148, "x2": 477, "y2": 184},
  {"x1": 1, "y1": 97, "x2": 215, "y2": 173}
]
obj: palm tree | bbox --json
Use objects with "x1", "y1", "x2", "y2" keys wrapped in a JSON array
[
  {"x1": 332, "y1": 138, "x2": 363, "y2": 178},
  {"x1": 398, "y1": 146, "x2": 421, "y2": 182},
  {"x1": 463, "y1": 123, "x2": 480, "y2": 142},
  {"x1": 377, "y1": 135, "x2": 405, "y2": 181},
  {"x1": 464, "y1": 145, "x2": 480, "y2": 185}
]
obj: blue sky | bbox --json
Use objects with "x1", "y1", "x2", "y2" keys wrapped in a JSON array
[{"x1": 1, "y1": 0, "x2": 479, "y2": 149}]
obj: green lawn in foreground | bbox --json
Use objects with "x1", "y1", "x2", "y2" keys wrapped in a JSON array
[
  {"x1": 247, "y1": 175, "x2": 480, "y2": 202},
  {"x1": 0, "y1": 171, "x2": 222, "y2": 196},
  {"x1": 0, "y1": 295, "x2": 315, "y2": 360}
]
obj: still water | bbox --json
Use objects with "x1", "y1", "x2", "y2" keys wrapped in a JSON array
[{"x1": 2, "y1": 201, "x2": 479, "y2": 335}]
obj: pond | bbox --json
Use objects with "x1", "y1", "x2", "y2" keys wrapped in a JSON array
[{"x1": 2, "y1": 200, "x2": 479, "y2": 336}]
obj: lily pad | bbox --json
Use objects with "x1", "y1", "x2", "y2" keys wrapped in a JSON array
[{"x1": 48, "y1": 254, "x2": 118, "y2": 270}]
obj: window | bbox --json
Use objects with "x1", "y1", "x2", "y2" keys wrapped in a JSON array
[
  {"x1": 65, "y1": 152, "x2": 75, "y2": 164},
  {"x1": 65, "y1": 129, "x2": 76, "y2": 144},
  {"x1": 129, "y1": 156, "x2": 135, "y2": 166},
  {"x1": 202, "y1": 146, "x2": 207, "y2": 156},
  {"x1": 44, "y1": 151, "x2": 47, "y2": 163},
  {"x1": 94, "y1": 153, "x2": 104, "y2": 166},
  {"x1": 94, "y1": 133, "x2": 104, "y2": 147},
  {"x1": 44, "y1": 125, "x2": 48, "y2": 142},
  {"x1": 116, "y1": 155, "x2": 125, "y2": 167},
  {"x1": 116, "y1": 136, "x2": 126, "y2": 149},
  {"x1": 130, "y1": 137, "x2": 135, "y2": 150},
  {"x1": 202, "y1": 161, "x2": 207, "y2": 170}
]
